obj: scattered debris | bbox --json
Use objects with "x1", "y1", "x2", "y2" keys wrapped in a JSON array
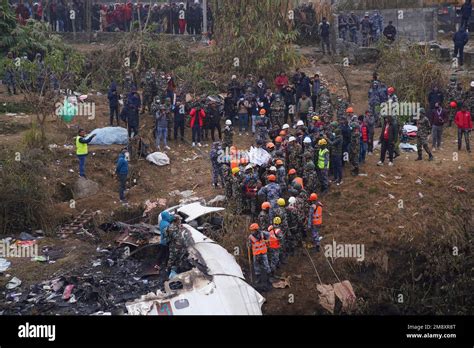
[
  {"x1": 207, "y1": 195, "x2": 226, "y2": 206},
  {"x1": 453, "y1": 185, "x2": 467, "y2": 193},
  {"x1": 418, "y1": 192, "x2": 424, "y2": 199},
  {"x1": 415, "y1": 178, "x2": 423, "y2": 185},
  {"x1": 272, "y1": 276, "x2": 291, "y2": 289},
  {"x1": 388, "y1": 194, "x2": 395, "y2": 199},
  {"x1": 6, "y1": 277, "x2": 22, "y2": 289},
  {"x1": 358, "y1": 173, "x2": 368, "y2": 177}
]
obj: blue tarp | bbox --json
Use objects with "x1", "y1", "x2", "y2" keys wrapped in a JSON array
[{"x1": 89, "y1": 127, "x2": 129, "y2": 146}]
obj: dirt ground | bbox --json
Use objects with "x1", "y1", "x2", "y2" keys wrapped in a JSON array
[{"x1": 0, "y1": 47, "x2": 473, "y2": 315}]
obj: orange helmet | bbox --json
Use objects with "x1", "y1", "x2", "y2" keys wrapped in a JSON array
[
  {"x1": 346, "y1": 107, "x2": 354, "y2": 113},
  {"x1": 250, "y1": 223, "x2": 259, "y2": 231},
  {"x1": 268, "y1": 174, "x2": 276, "y2": 182},
  {"x1": 275, "y1": 136, "x2": 283, "y2": 143},
  {"x1": 261, "y1": 202, "x2": 271, "y2": 210},
  {"x1": 266, "y1": 142, "x2": 275, "y2": 149},
  {"x1": 309, "y1": 193, "x2": 318, "y2": 201},
  {"x1": 259, "y1": 109, "x2": 266, "y2": 115},
  {"x1": 279, "y1": 130, "x2": 286, "y2": 136},
  {"x1": 288, "y1": 169, "x2": 297, "y2": 175},
  {"x1": 275, "y1": 159, "x2": 284, "y2": 166}
]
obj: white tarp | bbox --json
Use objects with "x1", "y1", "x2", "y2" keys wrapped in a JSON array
[
  {"x1": 146, "y1": 152, "x2": 170, "y2": 166},
  {"x1": 248, "y1": 146, "x2": 272, "y2": 167},
  {"x1": 403, "y1": 124, "x2": 418, "y2": 134},
  {"x1": 89, "y1": 127, "x2": 129, "y2": 146}
]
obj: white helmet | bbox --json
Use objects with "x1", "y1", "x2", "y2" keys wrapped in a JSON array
[
  {"x1": 296, "y1": 120, "x2": 304, "y2": 127},
  {"x1": 282, "y1": 124, "x2": 290, "y2": 130},
  {"x1": 288, "y1": 196, "x2": 296, "y2": 204},
  {"x1": 288, "y1": 136, "x2": 296, "y2": 142},
  {"x1": 471, "y1": 81, "x2": 474, "y2": 88},
  {"x1": 245, "y1": 164, "x2": 253, "y2": 171},
  {"x1": 231, "y1": 75, "x2": 237, "y2": 80},
  {"x1": 303, "y1": 137, "x2": 312, "y2": 144},
  {"x1": 225, "y1": 120, "x2": 232, "y2": 126},
  {"x1": 269, "y1": 166, "x2": 277, "y2": 172}
]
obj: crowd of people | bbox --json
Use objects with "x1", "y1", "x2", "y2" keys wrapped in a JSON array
[
  {"x1": 69, "y1": 66, "x2": 472, "y2": 290},
  {"x1": 11, "y1": 0, "x2": 212, "y2": 35}
]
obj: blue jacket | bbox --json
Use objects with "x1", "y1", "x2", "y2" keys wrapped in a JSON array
[
  {"x1": 116, "y1": 153, "x2": 128, "y2": 175},
  {"x1": 159, "y1": 211, "x2": 175, "y2": 246},
  {"x1": 108, "y1": 82, "x2": 120, "y2": 106},
  {"x1": 461, "y1": 3, "x2": 472, "y2": 19},
  {"x1": 453, "y1": 30, "x2": 469, "y2": 46}
]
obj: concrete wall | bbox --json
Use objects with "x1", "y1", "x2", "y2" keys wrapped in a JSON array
[{"x1": 341, "y1": 8, "x2": 438, "y2": 42}]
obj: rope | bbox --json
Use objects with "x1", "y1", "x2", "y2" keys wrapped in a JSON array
[
  {"x1": 323, "y1": 253, "x2": 342, "y2": 284},
  {"x1": 303, "y1": 246, "x2": 323, "y2": 285}
]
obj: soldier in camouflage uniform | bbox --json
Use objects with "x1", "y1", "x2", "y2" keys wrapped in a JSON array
[
  {"x1": 336, "y1": 95, "x2": 349, "y2": 120},
  {"x1": 257, "y1": 175, "x2": 282, "y2": 213},
  {"x1": 255, "y1": 112, "x2": 270, "y2": 144},
  {"x1": 210, "y1": 142, "x2": 225, "y2": 188},
  {"x1": 167, "y1": 218, "x2": 191, "y2": 275},
  {"x1": 231, "y1": 167, "x2": 244, "y2": 214},
  {"x1": 4, "y1": 52, "x2": 17, "y2": 95},
  {"x1": 303, "y1": 161, "x2": 318, "y2": 194},
  {"x1": 368, "y1": 80, "x2": 382, "y2": 126},
  {"x1": 349, "y1": 121, "x2": 360, "y2": 176},
  {"x1": 287, "y1": 138, "x2": 302, "y2": 175},
  {"x1": 271, "y1": 199, "x2": 289, "y2": 235},
  {"x1": 415, "y1": 108, "x2": 434, "y2": 161},
  {"x1": 123, "y1": 70, "x2": 135, "y2": 93},
  {"x1": 223, "y1": 164, "x2": 233, "y2": 199},
  {"x1": 223, "y1": 120, "x2": 234, "y2": 149},
  {"x1": 464, "y1": 81, "x2": 474, "y2": 117},
  {"x1": 275, "y1": 160, "x2": 287, "y2": 193},
  {"x1": 446, "y1": 75, "x2": 458, "y2": 127},
  {"x1": 286, "y1": 198, "x2": 302, "y2": 254},
  {"x1": 259, "y1": 202, "x2": 271, "y2": 230},
  {"x1": 164, "y1": 97, "x2": 174, "y2": 141},
  {"x1": 271, "y1": 95, "x2": 286, "y2": 128},
  {"x1": 141, "y1": 70, "x2": 158, "y2": 114}
]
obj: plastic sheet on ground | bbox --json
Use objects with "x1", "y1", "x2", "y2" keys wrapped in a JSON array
[
  {"x1": 400, "y1": 143, "x2": 417, "y2": 152},
  {"x1": 89, "y1": 127, "x2": 129, "y2": 146},
  {"x1": 146, "y1": 152, "x2": 170, "y2": 166},
  {"x1": 6, "y1": 277, "x2": 22, "y2": 289},
  {"x1": 0, "y1": 258, "x2": 11, "y2": 272},
  {"x1": 248, "y1": 147, "x2": 272, "y2": 166}
]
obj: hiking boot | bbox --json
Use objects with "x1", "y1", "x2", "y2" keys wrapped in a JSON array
[
  {"x1": 192, "y1": 142, "x2": 196, "y2": 147},
  {"x1": 429, "y1": 154, "x2": 434, "y2": 161},
  {"x1": 388, "y1": 161, "x2": 394, "y2": 167},
  {"x1": 377, "y1": 161, "x2": 384, "y2": 166},
  {"x1": 415, "y1": 156, "x2": 422, "y2": 161},
  {"x1": 198, "y1": 143, "x2": 202, "y2": 147}
]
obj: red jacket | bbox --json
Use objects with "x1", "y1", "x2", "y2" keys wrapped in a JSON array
[
  {"x1": 361, "y1": 123, "x2": 368, "y2": 142},
  {"x1": 190, "y1": 108, "x2": 206, "y2": 128},
  {"x1": 274, "y1": 75, "x2": 289, "y2": 91},
  {"x1": 455, "y1": 110, "x2": 473, "y2": 130}
]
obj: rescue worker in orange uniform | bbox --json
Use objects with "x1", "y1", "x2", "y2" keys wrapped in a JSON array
[
  {"x1": 307, "y1": 193, "x2": 323, "y2": 251},
  {"x1": 248, "y1": 223, "x2": 271, "y2": 290},
  {"x1": 267, "y1": 222, "x2": 283, "y2": 274}
]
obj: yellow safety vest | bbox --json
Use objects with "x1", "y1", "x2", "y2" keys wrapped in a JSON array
[
  {"x1": 318, "y1": 148, "x2": 329, "y2": 169},
  {"x1": 76, "y1": 136, "x2": 88, "y2": 155}
]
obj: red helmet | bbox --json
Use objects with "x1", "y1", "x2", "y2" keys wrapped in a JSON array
[
  {"x1": 309, "y1": 193, "x2": 318, "y2": 201},
  {"x1": 267, "y1": 174, "x2": 277, "y2": 182},
  {"x1": 261, "y1": 202, "x2": 271, "y2": 210},
  {"x1": 388, "y1": 87, "x2": 395, "y2": 95},
  {"x1": 450, "y1": 101, "x2": 457, "y2": 108},
  {"x1": 250, "y1": 223, "x2": 260, "y2": 231},
  {"x1": 288, "y1": 169, "x2": 297, "y2": 175}
]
